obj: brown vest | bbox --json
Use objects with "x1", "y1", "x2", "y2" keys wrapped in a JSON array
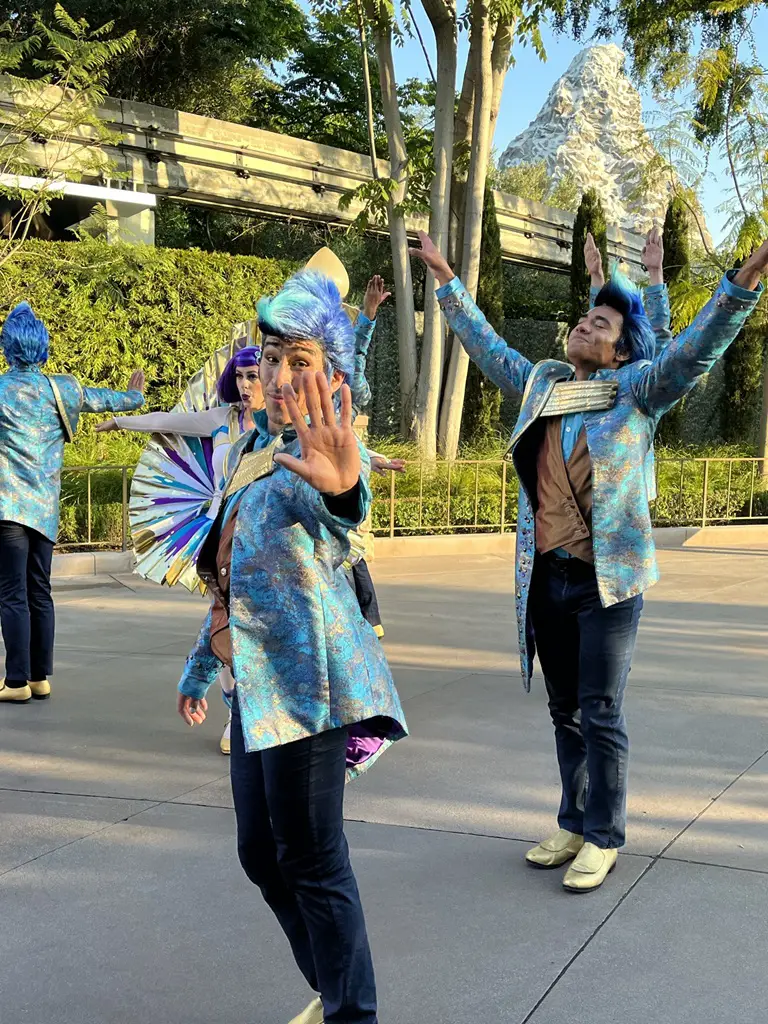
[{"x1": 535, "y1": 418, "x2": 594, "y2": 563}]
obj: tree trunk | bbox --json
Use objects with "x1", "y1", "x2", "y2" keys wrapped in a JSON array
[
  {"x1": 412, "y1": 0, "x2": 457, "y2": 458},
  {"x1": 438, "y1": 0, "x2": 495, "y2": 459},
  {"x1": 367, "y1": 5, "x2": 419, "y2": 431},
  {"x1": 354, "y1": 0, "x2": 380, "y2": 180}
]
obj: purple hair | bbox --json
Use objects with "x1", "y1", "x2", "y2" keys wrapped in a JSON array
[{"x1": 217, "y1": 345, "x2": 262, "y2": 404}]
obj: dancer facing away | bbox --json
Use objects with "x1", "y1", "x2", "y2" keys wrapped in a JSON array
[
  {"x1": 176, "y1": 269, "x2": 406, "y2": 1024},
  {"x1": 0, "y1": 302, "x2": 145, "y2": 704},
  {"x1": 411, "y1": 230, "x2": 768, "y2": 892}
]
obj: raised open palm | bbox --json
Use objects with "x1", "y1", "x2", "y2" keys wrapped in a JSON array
[
  {"x1": 584, "y1": 232, "x2": 603, "y2": 280},
  {"x1": 274, "y1": 371, "x2": 361, "y2": 496}
]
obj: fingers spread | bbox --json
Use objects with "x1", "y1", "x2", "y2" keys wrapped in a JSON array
[
  {"x1": 281, "y1": 383, "x2": 309, "y2": 437},
  {"x1": 303, "y1": 370, "x2": 324, "y2": 427},
  {"x1": 274, "y1": 452, "x2": 311, "y2": 482},
  {"x1": 316, "y1": 371, "x2": 337, "y2": 426},
  {"x1": 338, "y1": 382, "x2": 353, "y2": 430}
]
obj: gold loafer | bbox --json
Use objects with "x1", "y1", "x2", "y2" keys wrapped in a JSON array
[
  {"x1": 526, "y1": 828, "x2": 584, "y2": 868},
  {"x1": 29, "y1": 679, "x2": 51, "y2": 700},
  {"x1": 0, "y1": 681, "x2": 32, "y2": 704},
  {"x1": 288, "y1": 996, "x2": 323, "y2": 1024},
  {"x1": 563, "y1": 842, "x2": 618, "y2": 892}
]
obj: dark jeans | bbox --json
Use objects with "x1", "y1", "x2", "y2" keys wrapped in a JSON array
[
  {"x1": 230, "y1": 696, "x2": 377, "y2": 1024},
  {"x1": 0, "y1": 521, "x2": 55, "y2": 685},
  {"x1": 529, "y1": 555, "x2": 643, "y2": 849},
  {"x1": 347, "y1": 560, "x2": 383, "y2": 634}
]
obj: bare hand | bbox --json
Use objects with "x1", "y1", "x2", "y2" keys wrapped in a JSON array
[
  {"x1": 95, "y1": 418, "x2": 118, "y2": 433},
  {"x1": 363, "y1": 275, "x2": 391, "y2": 320},
  {"x1": 129, "y1": 370, "x2": 145, "y2": 393},
  {"x1": 642, "y1": 225, "x2": 664, "y2": 285},
  {"x1": 177, "y1": 693, "x2": 208, "y2": 727},
  {"x1": 584, "y1": 232, "x2": 604, "y2": 285},
  {"x1": 370, "y1": 456, "x2": 406, "y2": 476},
  {"x1": 274, "y1": 371, "x2": 361, "y2": 496},
  {"x1": 733, "y1": 239, "x2": 768, "y2": 292},
  {"x1": 408, "y1": 230, "x2": 454, "y2": 286}
]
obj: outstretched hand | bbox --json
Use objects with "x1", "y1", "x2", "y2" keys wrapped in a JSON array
[
  {"x1": 274, "y1": 371, "x2": 361, "y2": 497},
  {"x1": 734, "y1": 239, "x2": 768, "y2": 292},
  {"x1": 129, "y1": 369, "x2": 145, "y2": 393},
  {"x1": 95, "y1": 418, "x2": 118, "y2": 433},
  {"x1": 408, "y1": 230, "x2": 455, "y2": 287},
  {"x1": 584, "y1": 232, "x2": 604, "y2": 285},
  {"x1": 642, "y1": 225, "x2": 664, "y2": 285},
  {"x1": 371, "y1": 455, "x2": 406, "y2": 476},
  {"x1": 363, "y1": 275, "x2": 392, "y2": 320}
]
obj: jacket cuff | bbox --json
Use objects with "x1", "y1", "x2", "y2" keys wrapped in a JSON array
[
  {"x1": 435, "y1": 276, "x2": 462, "y2": 300},
  {"x1": 644, "y1": 284, "x2": 666, "y2": 297},
  {"x1": 721, "y1": 271, "x2": 764, "y2": 309}
]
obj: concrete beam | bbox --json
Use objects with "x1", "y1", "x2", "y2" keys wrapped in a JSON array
[{"x1": 0, "y1": 82, "x2": 646, "y2": 272}]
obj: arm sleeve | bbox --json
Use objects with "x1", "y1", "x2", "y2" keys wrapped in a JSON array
[
  {"x1": 436, "y1": 277, "x2": 533, "y2": 395},
  {"x1": 295, "y1": 444, "x2": 372, "y2": 537},
  {"x1": 81, "y1": 388, "x2": 145, "y2": 414},
  {"x1": 349, "y1": 313, "x2": 375, "y2": 410},
  {"x1": 177, "y1": 607, "x2": 221, "y2": 700},
  {"x1": 643, "y1": 284, "x2": 673, "y2": 354},
  {"x1": 631, "y1": 273, "x2": 763, "y2": 418},
  {"x1": 112, "y1": 407, "x2": 230, "y2": 437}
]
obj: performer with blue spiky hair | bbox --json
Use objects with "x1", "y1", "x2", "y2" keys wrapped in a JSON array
[
  {"x1": 411, "y1": 230, "x2": 768, "y2": 893},
  {"x1": 0, "y1": 302, "x2": 145, "y2": 706},
  {"x1": 175, "y1": 268, "x2": 406, "y2": 1024}
]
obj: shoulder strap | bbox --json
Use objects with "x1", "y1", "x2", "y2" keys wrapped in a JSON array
[{"x1": 44, "y1": 375, "x2": 77, "y2": 443}]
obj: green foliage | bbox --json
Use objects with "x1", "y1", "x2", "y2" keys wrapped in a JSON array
[
  {"x1": 491, "y1": 160, "x2": 580, "y2": 212},
  {"x1": 0, "y1": 239, "x2": 295, "y2": 466},
  {"x1": 463, "y1": 185, "x2": 504, "y2": 446},
  {"x1": 657, "y1": 196, "x2": 692, "y2": 445},
  {"x1": 722, "y1": 289, "x2": 768, "y2": 444},
  {"x1": 569, "y1": 188, "x2": 606, "y2": 331},
  {"x1": 1, "y1": 0, "x2": 307, "y2": 124},
  {"x1": 502, "y1": 264, "x2": 570, "y2": 321},
  {"x1": 0, "y1": 6, "x2": 135, "y2": 261}
]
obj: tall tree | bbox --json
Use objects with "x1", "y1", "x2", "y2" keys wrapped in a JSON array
[
  {"x1": 657, "y1": 196, "x2": 692, "y2": 445},
  {"x1": 462, "y1": 184, "x2": 503, "y2": 446},
  {"x1": 0, "y1": 0, "x2": 308, "y2": 123},
  {"x1": 569, "y1": 188, "x2": 607, "y2": 330}
]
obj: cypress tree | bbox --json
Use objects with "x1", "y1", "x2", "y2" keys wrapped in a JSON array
[
  {"x1": 569, "y1": 188, "x2": 607, "y2": 331},
  {"x1": 657, "y1": 196, "x2": 691, "y2": 445}
]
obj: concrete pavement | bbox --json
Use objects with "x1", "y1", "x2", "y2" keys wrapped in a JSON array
[{"x1": 1, "y1": 548, "x2": 768, "y2": 1023}]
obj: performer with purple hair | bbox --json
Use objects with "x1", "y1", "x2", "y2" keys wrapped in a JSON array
[
  {"x1": 411, "y1": 229, "x2": 768, "y2": 892},
  {"x1": 0, "y1": 302, "x2": 144, "y2": 705}
]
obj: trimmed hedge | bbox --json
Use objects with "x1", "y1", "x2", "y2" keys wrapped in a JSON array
[{"x1": 0, "y1": 239, "x2": 296, "y2": 466}]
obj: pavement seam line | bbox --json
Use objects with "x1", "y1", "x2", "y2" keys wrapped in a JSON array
[
  {"x1": 0, "y1": 799, "x2": 164, "y2": 879},
  {"x1": 517, "y1": 745, "x2": 768, "y2": 1022}
]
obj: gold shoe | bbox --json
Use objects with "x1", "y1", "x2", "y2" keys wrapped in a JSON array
[
  {"x1": 526, "y1": 829, "x2": 584, "y2": 868},
  {"x1": 219, "y1": 731, "x2": 231, "y2": 755},
  {"x1": 288, "y1": 996, "x2": 323, "y2": 1024},
  {"x1": 29, "y1": 679, "x2": 51, "y2": 700},
  {"x1": 0, "y1": 681, "x2": 32, "y2": 704},
  {"x1": 563, "y1": 843, "x2": 618, "y2": 892}
]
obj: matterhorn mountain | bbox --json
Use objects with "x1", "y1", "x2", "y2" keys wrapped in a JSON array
[{"x1": 499, "y1": 44, "x2": 670, "y2": 233}]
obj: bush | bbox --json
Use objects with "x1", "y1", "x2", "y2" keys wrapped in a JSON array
[{"x1": 0, "y1": 239, "x2": 296, "y2": 466}]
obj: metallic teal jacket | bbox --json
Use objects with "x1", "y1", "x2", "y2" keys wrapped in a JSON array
[
  {"x1": 0, "y1": 368, "x2": 144, "y2": 541},
  {"x1": 178, "y1": 410, "x2": 407, "y2": 775},
  {"x1": 437, "y1": 273, "x2": 761, "y2": 689}
]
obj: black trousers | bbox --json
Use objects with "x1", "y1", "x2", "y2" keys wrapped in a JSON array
[
  {"x1": 230, "y1": 697, "x2": 377, "y2": 1023},
  {"x1": 348, "y1": 559, "x2": 383, "y2": 636},
  {"x1": 0, "y1": 521, "x2": 55, "y2": 684}
]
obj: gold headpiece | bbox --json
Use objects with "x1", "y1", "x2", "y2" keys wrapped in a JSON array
[{"x1": 304, "y1": 247, "x2": 359, "y2": 322}]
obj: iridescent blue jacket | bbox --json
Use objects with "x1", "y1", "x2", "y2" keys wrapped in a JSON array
[
  {"x1": 0, "y1": 368, "x2": 144, "y2": 541},
  {"x1": 178, "y1": 409, "x2": 407, "y2": 775},
  {"x1": 437, "y1": 273, "x2": 761, "y2": 689}
]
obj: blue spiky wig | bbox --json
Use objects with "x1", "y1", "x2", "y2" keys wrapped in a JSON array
[
  {"x1": 1, "y1": 301, "x2": 50, "y2": 367},
  {"x1": 257, "y1": 270, "x2": 355, "y2": 379},
  {"x1": 594, "y1": 266, "x2": 655, "y2": 364}
]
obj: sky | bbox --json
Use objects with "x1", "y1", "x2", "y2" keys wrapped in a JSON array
[
  {"x1": 300, "y1": 4, "x2": 768, "y2": 245},
  {"x1": 391, "y1": 8, "x2": 768, "y2": 244}
]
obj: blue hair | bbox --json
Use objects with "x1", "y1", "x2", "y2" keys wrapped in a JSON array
[
  {"x1": 1, "y1": 301, "x2": 49, "y2": 367},
  {"x1": 257, "y1": 270, "x2": 355, "y2": 378},
  {"x1": 594, "y1": 265, "x2": 655, "y2": 364}
]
